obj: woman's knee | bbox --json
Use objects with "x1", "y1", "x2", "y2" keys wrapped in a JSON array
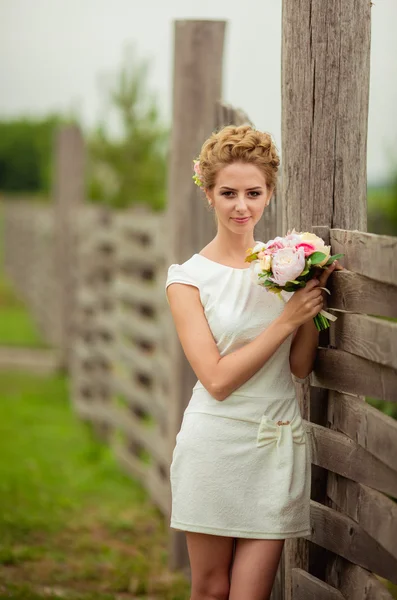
[{"x1": 191, "y1": 571, "x2": 230, "y2": 600}]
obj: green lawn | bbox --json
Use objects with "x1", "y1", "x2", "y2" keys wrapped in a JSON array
[
  {"x1": 0, "y1": 276, "x2": 47, "y2": 347},
  {"x1": 0, "y1": 371, "x2": 189, "y2": 599}
]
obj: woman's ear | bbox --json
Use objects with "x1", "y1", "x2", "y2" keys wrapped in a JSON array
[
  {"x1": 205, "y1": 189, "x2": 213, "y2": 206},
  {"x1": 265, "y1": 186, "x2": 274, "y2": 206}
]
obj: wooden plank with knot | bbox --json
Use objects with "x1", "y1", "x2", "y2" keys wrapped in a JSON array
[
  {"x1": 305, "y1": 421, "x2": 397, "y2": 497},
  {"x1": 327, "y1": 472, "x2": 397, "y2": 559},
  {"x1": 312, "y1": 348, "x2": 397, "y2": 403},
  {"x1": 292, "y1": 569, "x2": 344, "y2": 600},
  {"x1": 331, "y1": 229, "x2": 397, "y2": 286},
  {"x1": 328, "y1": 391, "x2": 397, "y2": 472},
  {"x1": 306, "y1": 500, "x2": 397, "y2": 584}
]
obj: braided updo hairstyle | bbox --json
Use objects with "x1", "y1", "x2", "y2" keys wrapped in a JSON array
[{"x1": 197, "y1": 125, "x2": 280, "y2": 190}]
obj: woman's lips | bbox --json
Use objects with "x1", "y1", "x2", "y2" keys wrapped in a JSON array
[{"x1": 232, "y1": 217, "x2": 250, "y2": 223}]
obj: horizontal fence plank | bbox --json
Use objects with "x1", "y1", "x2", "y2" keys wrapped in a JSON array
[
  {"x1": 78, "y1": 231, "x2": 116, "y2": 255},
  {"x1": 114, "y1": 442, "x2": 170, "y2": 517},
  {"x1": 75, "y1": 401, "x2": 169, "y2": 469},
  {"x1": 116, "y1": 343, "x2": 155, "y2": 379},
  {"x1": 312, "y1": 348, "x2": 397, "y2": 403},
  {"x1": 116, "y1": 310, "x2": 160, "y2": 345},
  {"x1": 117, "y1": 241, "x2": 160, "y2": 269},
  {"x1": 307, "y1": 500, "x2": 397, "y2": 584},
  {"x1": 333, "y1": 312, "x2": 397, "y2": 369},
  {"x1": 96, "y1": 313, "x2": 116, "y2": 336},
  {"x1": 111, "y1": 373, "x2": 165, "y2": 424},
  {"x1": 327, "y1": 472, "x2": 397, "y2": 559},
  {"x1": 114, "y1": 277, "x2": 163, "y2": 307},
  {"x1": 306, "y1": 421, "x2": 397, "y2": 497},
  {"x1": 114, "y1": 210, "x2": 163, "y2": 237},
  {"x1": 292, "y1": 569, "x2": 344, "y2": 600},
  {"x1": 331, "y1": 229, "x2": 397, "y2": 286},
  {"x1": 76, "y1": 287, "x2": 101, "y2": 308},
  {"x1": 328, "y1": 271, "x2": 397, "y2": 319},
  {"x1": 94, "y1": 340, "x2": 115, "y2": 364},
  {"x1": 326, "y1": 555, "x2": 395, "y2": 600},
  {"x1": 328, "y1": 391, "x2": 397, "y2": 472}
]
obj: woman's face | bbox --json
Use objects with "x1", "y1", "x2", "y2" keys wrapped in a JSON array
[{"x1": 206, "y1": 162, "x2": 273, "y2": 233}]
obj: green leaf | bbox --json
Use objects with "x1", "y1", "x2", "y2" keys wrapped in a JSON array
[
  {"x1": 325, "y1": 253, "x2": 344, "y2": 266},
  {"x1": 262, "y1": 279, "x2": 276, "y2": 287},
  {"x1": 309, "y1": 251, "x2": 327, "y2": 265}
]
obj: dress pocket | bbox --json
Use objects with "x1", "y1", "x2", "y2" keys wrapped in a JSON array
[{"x1": 256, "y1": 412, "x2": 306, "y2": 449}]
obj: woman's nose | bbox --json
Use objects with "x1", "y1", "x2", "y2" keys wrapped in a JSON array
[{"x1": 235, "y1": 195, "x2": 248, "y2": 210}]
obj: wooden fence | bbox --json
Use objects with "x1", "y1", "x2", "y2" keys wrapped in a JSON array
[
  {"x1": 2, "y1": 6, "x2": 397, "y2": 599},
  {"x1": 71, "y1": 206, "x2": 172, "y2": 515},
  {"x1": 2, "y1": 200, "x2": 62, "y2": 347}
]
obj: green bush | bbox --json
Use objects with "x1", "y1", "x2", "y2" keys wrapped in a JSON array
[
  {"x1": 0, "y1": 116, "x2": 67, "y2": 195},
  {"x1": 368, "y1": 171, "x2": 397, "y2": 236}
]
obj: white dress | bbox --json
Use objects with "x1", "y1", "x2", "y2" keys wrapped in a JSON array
[{"x1": 165, "y1": 252, "x2": 312, "y2": 539}]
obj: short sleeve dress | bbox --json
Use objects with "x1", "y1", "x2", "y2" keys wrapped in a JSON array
[{"x1": 165, "y1": 252, "x2": 312, "y2": 539}]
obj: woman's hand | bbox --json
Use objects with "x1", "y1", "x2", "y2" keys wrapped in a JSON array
[
  {"x1": 280, "y1": 260, "x2": 343, "y2": 330},
  {"x1": 280, "y1": 279, "x2": 324, "y2": 329},
  {"x1": 315, "y1": 259, "x2": 344, "y2": 305}
]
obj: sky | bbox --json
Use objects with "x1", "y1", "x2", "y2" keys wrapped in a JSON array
[{"x1": 1, "y1": 0, "x2": 396, "y2": 184}]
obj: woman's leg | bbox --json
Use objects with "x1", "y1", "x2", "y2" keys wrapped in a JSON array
[
  {"x1": 186, "y1": 532, "x2": 235, "y2": 600},
  {"x1": 228, "y1": 538, "x2": 284, "y2": 600}
]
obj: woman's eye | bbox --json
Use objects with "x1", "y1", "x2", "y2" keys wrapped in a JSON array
[{"x1": 220, "y1": 190, "x2": 262, "y2": 198}]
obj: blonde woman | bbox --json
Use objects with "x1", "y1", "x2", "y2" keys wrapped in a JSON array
[{"x1": 165, "y1": 125, "x2": 339, "y2": 600}]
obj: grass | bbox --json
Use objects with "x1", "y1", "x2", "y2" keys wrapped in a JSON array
[
  {"x1": 0, "y1": 276, "x2": 47, "y2": 347},
  {"x1": 0, "y1": 371, "x2": 190, "y2": 599},
  {"x1": 0, "y1": 202, "x2": 189, "y2": 598}
]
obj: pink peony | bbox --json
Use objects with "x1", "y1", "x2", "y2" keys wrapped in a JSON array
[
  {"x1": 295, "y1": 242, "x2": 316, "y2": 257},
  {"x1": 270, "y1": 247, "x2": 305, "y2": 286},
  {"x1": 193, "y1": 161, "x2": 201, "y2": 176},
  {"x1": 264, "y1": 237, "x2": 286, "y2": 254},
  {"x1": 283, "y1": 232, "x2": 302, "y2": 247}
]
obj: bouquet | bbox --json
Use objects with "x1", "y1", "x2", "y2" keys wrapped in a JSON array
[{"x1": 245, "y1": 230, "x2": 343, "y2": 331}]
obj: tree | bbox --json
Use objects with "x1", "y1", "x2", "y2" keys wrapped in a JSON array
[
  {"x1": 88, "y1": 45, "x2": 168, "y2": 210},
  {"x1": 0, "y1": 116, "x2": 65, "y2": 195}
]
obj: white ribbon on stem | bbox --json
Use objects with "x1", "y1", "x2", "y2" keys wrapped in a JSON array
[{"x1": 318, "y1": 287, "x2": 337, "y2": 322}]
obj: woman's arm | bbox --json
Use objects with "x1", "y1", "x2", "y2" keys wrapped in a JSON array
[
  {"x1": 166, "y1": 278, "x2": 323, "y2": 401},
  {"x1": 289, "y1": 261, "x2": 342, "y2": 379},
  {"x1": 289, "y1": 320, "x2": 319, "y2": 379}
]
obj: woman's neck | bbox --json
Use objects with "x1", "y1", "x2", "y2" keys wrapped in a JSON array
[{"x1": 209, "y1": 229, "x2": 256, "y2": 261}]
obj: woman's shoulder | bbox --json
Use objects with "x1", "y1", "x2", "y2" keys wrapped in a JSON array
[
  {"x1": 165, "y1": 254, "x2": 201, "y2": 291},
  {"x1": 165, "y1": 253, "x2": 223, "y2": 294}
]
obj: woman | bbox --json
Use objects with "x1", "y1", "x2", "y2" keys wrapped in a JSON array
[{"x1": 165, "y1": 125, "x2": 339, "y2": 600}]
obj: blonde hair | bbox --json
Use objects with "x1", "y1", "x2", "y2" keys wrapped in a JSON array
[{"x1": 197, "y1": 124, "x2": 280, "y2": 190}]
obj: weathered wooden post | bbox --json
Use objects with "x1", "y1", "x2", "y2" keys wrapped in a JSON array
[
  {"x1": 281, "y1": 0, "x2": 371, "y2": 597},
  {"x1": 53, "y1": 125, "x2": 85, "y2": 371},
  {"x1": 166, "y1": 19, "x2": 226, "y2": 570}
]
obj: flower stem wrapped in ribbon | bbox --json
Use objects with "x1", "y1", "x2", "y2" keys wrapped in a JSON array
[{"x1": 245, "y1": 230, "x2": 344, "y2": 331}]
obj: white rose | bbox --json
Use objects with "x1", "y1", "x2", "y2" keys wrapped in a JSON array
[
  {"x1": 252, "y1": 241, "x2": 266, "y2": 253},
  {"x1": 260, "y1": 255, "x2": 272, "y2": 271}
]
